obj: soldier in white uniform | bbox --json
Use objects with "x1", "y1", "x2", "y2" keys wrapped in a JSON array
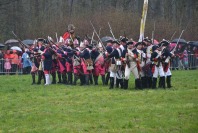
[
  {"x1": 123, "y1": 41, "x2": 140, "y2": 89},
  {"x1": 150, "y1": 44, "x2": 165, "y2": 89}
]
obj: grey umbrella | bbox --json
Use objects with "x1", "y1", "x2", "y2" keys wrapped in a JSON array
[{"x1": 22, "y1": 39, "x2": 34, "y2": 45}]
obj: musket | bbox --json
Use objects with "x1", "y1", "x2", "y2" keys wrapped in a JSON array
[
  {"x1": 55, "y1": 32, "x2": 58, "y2": 42},
  {"x1": 108, "y1": 22, "x2": 116, "y2": 39},
  {"x1": 152, "y1": 21, "x2": 156, "y2": 44},
  {"x1": 91, "y1": 31, "x2": 95, "y2": 44},
  {"x1": 90, "y1": 21, "x2": 106, "y2": 51},
  {"x1": 170, "y1": 31, "x2": 176, "y2": 41},
  {"x1": 171, "y1": 30, "x2": 185, "y2": 53},
  {"x1": 11, "y1": 31, "x2": 29, "y2": 49}
]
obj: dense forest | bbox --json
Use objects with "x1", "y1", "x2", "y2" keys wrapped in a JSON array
[{"x1": 0, "y1": 0, "x2": 198, "y2": 42}]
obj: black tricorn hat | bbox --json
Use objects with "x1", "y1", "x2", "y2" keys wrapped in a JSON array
[
  {"x1": 144, "y1": 38, "x2": 152, "y2": 44},
  {"x1": 126, "y1": 41, "x2": 134, "y2": 46},
  {"x1": 120, "y1": 37, "x2": 128, "y2": 43},
  {"x1": 37, "y1": 38, "x2": 45, "y2": 43},
  {"x1": 112, "y1": 39, "x2": 120, "y2": 45},
  {"x1": 135, "y1": 42, "x2": 146, "y2": 47},
  {"x1": 159, "y1": 40, "x2": 170, "y2": 47}
]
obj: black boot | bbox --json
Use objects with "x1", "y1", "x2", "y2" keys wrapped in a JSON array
[
  {"x1": 101, "y1": 75, "x2": 105, "y2": 85},
  {"x1": 57, "y1": 72, "x2": 62, "y2": 83},
  {"x1": 152, "y1": 77, "x2": 157, "y2": 89},
  {"x1": 105, "y1": 72, "x2": 110, "y2": 85},
  {"x1": 123, "y1": 79, "x2": 128, "y2": 89},
  {"x1": 167, "y1": 76, "x2": 172, "y2": 88},
  {"x1": 161, "y1": 76, "x2": 166, "y2": 89},
  {"x1": 42, "y1": 72, "x2": 46, "y2": 84},
  {"x1": 109, "y1": 77, "x2": 114, "y2": 89},
  {"x1": 62, "y1": 73, "x2": 67, "y2": 85},
  {"x1": 93, "y1": 76, "x2": 98, "y2": 85},
  {"x1": 158, "y1": 77, "x2": 162, "y2": 88},
  {"x1": 51, "y1": 72, "x2": 56, "y2": 84},
  {"x1": 138, "y1": 79, "x2": 142, "y2": 90},
  {"x1": 67, "y1": 72, "x2": 73, "y2": 85},
  {"x1": 141, "y1": 77, "x2": 146, "y2": 89},
  {"x1": 73, "y1": 74, "x2": 78, "y2": 85},
  {"x1": 120, "y1": 79, "x2": 124, "y2": 89},
  {"x1": 31, "y1": 72, "x2": 36, "y2": 85},
  {"x1": 85, "y1": 74, "x2": 90, "y2": 85},
  {"x1": 116, "y1": 78, "x2": 119, "y2": 88},
  {"x1": 89, "y1": 74, "x2": 93, "y2": 85},
  {"x1": 135, "y1": 79, "x2": 138, "y2": 89},
  {"x1": 148, "y1": 77, "x2": 152, "y2": 88},
  {"x1": 80, "y1": 75, "x2": 85, "y2": 86},
  {"x1": 37, "y1": 71, "x2": 42, "y2": 84}
]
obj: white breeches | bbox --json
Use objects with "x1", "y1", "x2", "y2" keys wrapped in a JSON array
[
  {"x1": 125, "y1": 65, "x2": 139, "y2": 80},
  {"x1": 153, "y1": 65, "x2": 165, "y2": 78}
]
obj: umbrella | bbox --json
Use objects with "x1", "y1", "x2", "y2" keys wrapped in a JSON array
[
  {"x1": 188, "y1": 41, "x2": 198, "y2": 47},
  {"x1": 10, "y1": 46, "x2": 22, "y2": 52},
  {"x1": 171, "y1": 39, "x2": 187, "y2": 45},
  {"x1": 0, "y1": 43, "x2": 5, "y2": 48},
  {"x1": 22, "y1": 39, "x2": 34, "y2": 45},
  {"x1": 101, "y1": 36, "x2": 114, "y2": 43},
  {"x1": 5, "y1": 39, "x2": 20, "y2": 47}
]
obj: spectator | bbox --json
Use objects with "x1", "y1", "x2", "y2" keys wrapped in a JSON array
[
  {"x1": 21, "y1": 49, "x2": 32, "y2": 74},
  {"x1": 4, "y1": 58, "x2": 11, "y2": 75},
  {"x1": 183, "y1": 47, "x2": 188, "y2": 70},
  {"x1": 9, "y1": 50, "x2": 19, "y2": 75}
]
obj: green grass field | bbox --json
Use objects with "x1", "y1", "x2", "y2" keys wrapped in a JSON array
[{"x1": 0, "y1": 70, "x2": 198, "y2": 133}]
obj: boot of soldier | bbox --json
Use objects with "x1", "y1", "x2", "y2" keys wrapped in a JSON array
[
  {"x1": 141, "y1": 77, "x2": 146, "y2": 89},
  {"x1": 135, "y1": 79, "x2": 138, "y2": 90},
  {"x1": 80, "y1": 75, "x2": 85, "y2": 86},
  {"x1": 62, "y1": 73, "x2": 67, "y2": 85},
  {"x1": 37, "y1": 71, "x2": 42, "y2": 84},
  {"x1": 116, "y1": 78, "x2": 119, "y2": 88},
  {"x1": 138, "y1": 79, "x2": 142, "y2": 90},
  {"x1": 93, "y1": 76, "x2": 98, "y2": 85},
  {"x1": 120, "y1": 79, "x2": 124, "y2": 89},
  {"x1": 123, "y1": 79, "x2": 128, "y2": 89},
  {"x1": 161, "y1": 76, "x2": 166, "y2": 89},
  {"x1": 31, "y1": 73, "x2": 36, "y2": 85},
  {"x1": 167, "y1": 76, "x2": 172, "y2": 88},
  {"x1": 101, "y1": 75, "x2": 105, "y2": 85},
  {"x1": 67, "y1": 72, "x2": 72, "y2": 85},
  {"x1": 152, "y1": 78, "x2": 157, "y2": 89},
  {"x1": 43, "y1": 72, "x2": 46, "y2": 84},
  {"x1": 73, "y1": 74, "x2": 78, "y2": 85},
  {"x1": 57, "y1": 72, "x2": 62, "y2": 84},
  {"x1": 109, "y1": 77, "x2": 114, "y2": 89},
  {"x1": 85, "y1": 74, "x2": 90, "y2": 85},
  {"x1": 51, "y1": 72, "x2": 56, "y2": 84},
  {"x1": 89, "y1": 74, "x2": 93, "y2": 85},
  {"x1": 148, "y1": 77, "x2": 152, "y2": 88},
  {"x1": 105, "y1": 72, "x2": 110, "y2": 85},
  {"x1": 158, "y1": 77, "x2": 162, "y2": 88}
]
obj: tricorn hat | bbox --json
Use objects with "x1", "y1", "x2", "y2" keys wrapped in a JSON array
[{"x1": 135, "y1": 42, "x2": 146, "y2": 47}]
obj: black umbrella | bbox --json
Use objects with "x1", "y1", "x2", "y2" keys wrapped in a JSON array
[
  {"x1": 188, "y1": 41, "x2": 198, "y2": 47},
  {"x1": 101, "y1": 36, "x2": 114, "y2": 43},
  {"x1": 171, "y1": 39, "x2": 187, "y2": 45},
  {"x1": 22, "y1": 39, "x2": 34, "y2": 45},
  {"x1": 0, "y1": 43, "x2": 5, "y2": 48}
]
